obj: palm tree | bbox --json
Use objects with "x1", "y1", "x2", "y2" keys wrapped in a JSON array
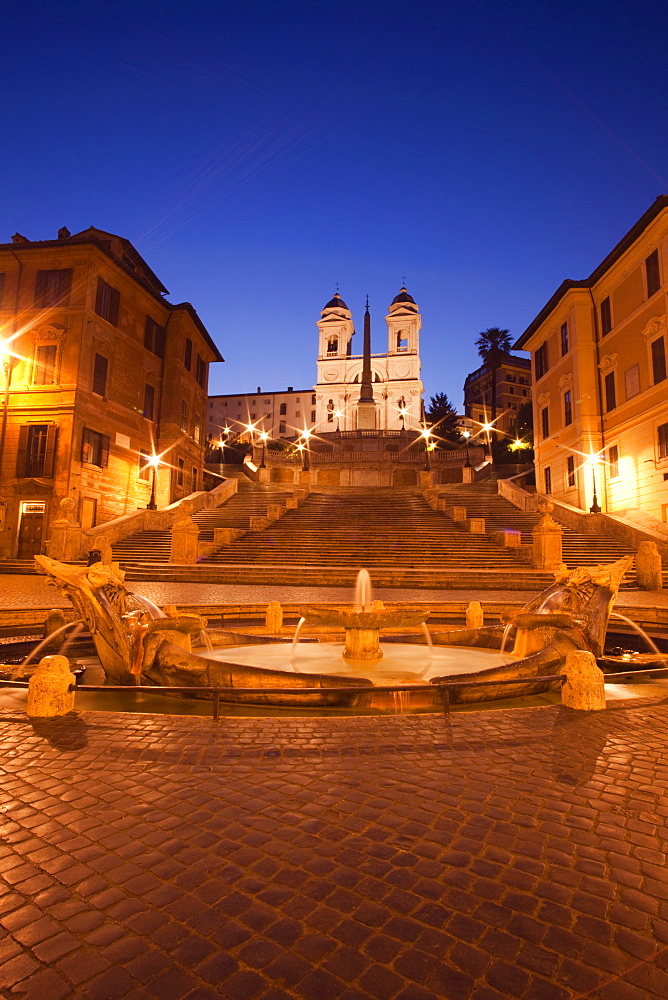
[{"x1": 475, "y1": 327, "x2": 512, "y2": 439}]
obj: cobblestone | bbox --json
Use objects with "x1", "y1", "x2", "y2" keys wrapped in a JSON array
[{"x1": 0, "y1": 703, "x2": 666, "y2": 995}]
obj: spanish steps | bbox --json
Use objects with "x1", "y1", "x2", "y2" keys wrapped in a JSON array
[{"x1": 109, "y1": 476, "x2": 643, "y2": 587}]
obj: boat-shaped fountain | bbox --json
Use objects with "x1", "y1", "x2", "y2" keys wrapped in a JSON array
[{"x1": 30, "y1": 552, "x2": 636, "y2": 713}]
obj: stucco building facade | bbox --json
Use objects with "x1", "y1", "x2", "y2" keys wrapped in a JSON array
[
  {"x1": 0, "y1": 227, "x2": 222, "y2": 560},
  {"x1": 515, "y1": 196, "x2": 668, "y2": 521},
  {"x1": 463, "y1": 354, "x2": 532, "y2": 437}
]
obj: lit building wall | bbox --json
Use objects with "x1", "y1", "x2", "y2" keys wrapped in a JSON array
[{"x1": 515, "y1": 196, "x2": 668, "y2": 521}]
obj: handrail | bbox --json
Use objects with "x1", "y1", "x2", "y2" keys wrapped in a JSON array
[{"x1": 3, "y1": 674, "x2": 567, "y2": 720}]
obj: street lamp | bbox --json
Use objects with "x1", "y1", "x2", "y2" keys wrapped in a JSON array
[
  {"x1": 461, "y1": 429, "x2": 471, "y2": 467},
  {"x1": 420, "y1": 425, "x2": 432, "y2": 471},
  {"x1": 481, "y1": 422, "x2": 493, "y2": 462},
  {"x1": 300, "y1": 429, "x2": 311, "y2": 472},
  {"x1": 587, "y1": 452, "x2": 602, "y2": 513},
  {"x1": 146, "y1": 453, "x2": 161, "y2": 510},
  {"x1": 334, "y1": 408, "x2": 343, "y2": 433},
  {"x1": 259, "y1": 430, "x2": 268, "y2": 468},
  {"x1": 398, "y1": 407, "x2": 408, "y2": 431},
  {"x1": 0, "y1": 337, "x2": 19, "y2": 482}
]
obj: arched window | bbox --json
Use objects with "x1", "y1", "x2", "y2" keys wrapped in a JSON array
[{"x1": 327, "y1": 337, "x2": 338, "y2": 354}]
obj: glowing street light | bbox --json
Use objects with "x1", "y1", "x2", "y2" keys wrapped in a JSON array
[
  {"x1": 300, "y1": 428, "x2": 312, "y2": 471},
  {"x1": 145, "y1": 453, "x2": 162, "y2": 511},
  {"x1": 420, "y1": 425, "x2": 432, "y2": 471},
  {"x1": 398, "y1": 407, "x2": 409, "y2": 431},
  {"x1": 461, "y1": 428, "x2": 472, "y2": 467},
  {"x1": 587, "y1": 451, "x2": 603, "y2": 514},
  {"x1": 333, "y1": 408, "x2": 344, "y2": 432},
  {"x1": 259, "y1": 430, "x2": 269, "y2": 469}
]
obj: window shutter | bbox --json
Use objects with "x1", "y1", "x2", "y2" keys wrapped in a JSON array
[
  {"x1": 184, "y1": 339, "x2": 192, "y2": 370},
  {"x1": 155, "y1": 325, "x2": 165, "y2": 359},
  {"x1": 93, "y1": 354, "x2": 108, "y2": 396},
  {"x1": 58, "y1": 269, "x2": 73, "y2": 304},
  {"x1": 101, "y1": 435, "x2": 110, "y2": 468},
  {"x1": 34, "y1": 271, "x2": 48, "y2": 307},
  {"x1": 43, "y1": 425, "x2": 59, "y2": 477},
  {"x1": 16, "y1": 426, "x2": 29, "y2": 476},
  {"x1": 81, "y1": 428, "x2": 92, "y2": 463},
  {"x1": 144, "y1": 316, "x2": 153, "y2": 351}
]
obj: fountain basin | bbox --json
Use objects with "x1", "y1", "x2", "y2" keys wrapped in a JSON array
[{"x1": 300, "y1": 606, "x2": 430, "y2": 660}]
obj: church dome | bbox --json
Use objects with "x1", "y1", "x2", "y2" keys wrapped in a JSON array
[
  {"x1": 323, "y1": 292, "x2": 348, "y2": 310},
  {"x1": 391, "y1": 286, "x2": 415, "y2": 305}
]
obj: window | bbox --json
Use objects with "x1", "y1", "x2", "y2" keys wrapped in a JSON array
[
  {"x1": 604, "y1": 371, "x2": 616, "y2": 411},
  {"x1": 138, "y1": 450, "x2": 151, "y2": 481},
  {"x1": 180, "y1": 400, "x2": 188, "y2": 432},
  {"x1": 196, "y1": 356, "x2": 206, "y2": 388},
  {"x1": 646, "y1": 250, "x2": 660, "y2": 298},
  {"x1": 567, "y1": 455, "x2": 575, "y2": 488},
  {"x1": 16, "y1": 424, "x2": 58, "y2": 477},
  {"x1": 192, "y1": 467, "x2": 198, "y2": 492},
  {"x1": 544, "y1": 467, "x2": 552, "y2": 495},
  {"x1": 311, "y1": 410, "x2": 316, "y2": 422},
  {"x1": 327, "y1": 337, "x2": 338, "y2": 354},
  {"x1": 33, "y1": 344, "x2": 57, "y2": 385},
  {"x1": 279, "y1": 420, "x2": 286, "y2": 434},
  {"x1": 541, "y1": 406, "x2": 549, "y2": 439},
  {"x1": 625, "y1": 364, "x2": 640, "y2": 399},
  {"x1": 95, "y1": 277, "x2": 120, "y2": 326},
  {"x1": 561, "y1": 322, "x2": 569, "y2": 356},
  {"x1": 564, "y1": 390, "x2": 572, "y2": 426},
  {"x1": 81, "y1": 428, "x2": 109, "y2": 468},
  {"x1": 92, "y1": 353, "x2": 108, "y2": 397},
  {"x1": 651, "y1": 337, "x2": 667, "y2": 384},
  {"x1": 659, "y1": 422, "x2": 668, "y2": 460},
  {"x1": 311, "y1": 394, "x2": 316, "y2": 405},
  {"x1": 522, "y1": 388, "x2": 527, "y2": 396},
  {"x1": 184, "y1": 338, "x2": 192, "y2": 371},
  {"x1": 142, "y1": 383, "x2": 155, "y2": 420},
  {"x1": 144, "y1": 316, "x2": 165, "y2": 358},
  {"x1": 608, "y1": 445, "x2": 619, "y2": 478},
  {"x1": 177, "y1": 458, "x2": 184, "y2": 486},
  {"x1": 194, "y1": 422, "x2": 201, "y2": 443},
  {"x1": 509, "y1": 387, "x2": 514, "y2": 395},
  {"x1": 34, "y1": 269, "x2": 72, "y2": 308},
  {"x1": 295, "y1": 410, "x2": 300, "y2": 418},
  {"x1": 535, "y1": 342, "x2": 548, "y2": 379},
  {"x1": 600, "y1": 296, "x2": 612, "y2": 336},
  {"x1": 0, "y1": 273, "x2": 5, "y2": 308},
  {"x1": 279, "y1": 403, "x2": 287, "y2": 415}
]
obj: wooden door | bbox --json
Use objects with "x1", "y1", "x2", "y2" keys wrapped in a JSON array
[{"x1": 18, "y1": 513, "x2": 44, "y2": 559}]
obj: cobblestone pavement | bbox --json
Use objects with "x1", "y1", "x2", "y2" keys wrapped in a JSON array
[
  {"x1": 0, "y1": 702, "x2": 668, "y2": 998},
  {"x1": 2, "y1": 575, "x2": 668, "y2": 611}
]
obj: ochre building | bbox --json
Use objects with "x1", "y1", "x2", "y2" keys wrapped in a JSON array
[
  {"x1": 515, "y1": 196, "x2": 668, "y2": 521},
  {"x1": 0, "y1": 227, "x2": 222, "y2": 560},
  {"x1": 463, "y1": 354, "x2": 532, "y2": 437}
]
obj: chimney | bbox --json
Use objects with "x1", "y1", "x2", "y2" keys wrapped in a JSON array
[
  {"x1": 11, "y1": 233, "x2": 28, "y2": 244},
  {"x1": 57, "y1": 227, "x2": 71, "y2": 239}
]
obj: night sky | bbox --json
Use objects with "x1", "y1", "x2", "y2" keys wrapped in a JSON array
[{"x1": 4, "y1": 0, "x2": 668, "y2": 409}]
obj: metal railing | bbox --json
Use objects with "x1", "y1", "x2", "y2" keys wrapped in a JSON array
[{"x1": 2, "y1": 674, "x2": 568, "y2": 721}]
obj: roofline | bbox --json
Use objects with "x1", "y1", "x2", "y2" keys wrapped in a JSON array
[
  {"x1": 170, "y1": 302, "x2": 224, "y2": 362},
  {"x1": 209, "y1": 389, "x2": 312, "y2": 400},
  {"x1": 515, "y1": 194, "x2": 668, "y2": 348}
]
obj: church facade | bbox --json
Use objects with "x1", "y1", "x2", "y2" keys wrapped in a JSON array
[
  {"x1": 207, "y1": 286, "x2": 424, "y2": 442},
  {"x1": 314, "y1": 287, "x2": 423, "y2": 433}
]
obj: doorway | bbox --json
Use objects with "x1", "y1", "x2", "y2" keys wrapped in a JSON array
[{"x1": 18, "y1": 502, "x2": 45, "y2": 559}]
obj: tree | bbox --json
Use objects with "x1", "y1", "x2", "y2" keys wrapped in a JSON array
[
  {"x1": 474, "y1": 327, "x2": 512, "y2": 438},
  {"x1": 425, "y1": 391, "x2": 460, "y2": 444}
]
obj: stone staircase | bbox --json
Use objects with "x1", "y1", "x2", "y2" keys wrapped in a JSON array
[
  {"x1": 110, "y1": 478, "x2": 293, "y2": 565},
  {"x1": 437, "y1": 481, "x2": 638, "y2": 573}
]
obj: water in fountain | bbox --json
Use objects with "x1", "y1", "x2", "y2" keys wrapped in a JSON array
[
  {"x1": 354, "y1": 569, "x2": 372, "y2": 612},
  {"x1": 199, "y1": 630, "x2": 213, "y2": 654},
  {"x1": 500, "y1": 623, "x2": 513, "y2": 656},
  {"x1": 133, "y1": 596, "x2": 165, "y2": 619},
  {"x1": 610, "y1": 612, "x2": 668, "y2": 666},
  {"x1": 290, "y1": 618, "x2": 307, "y2": 671},
  {"x1": 20, "y1": 620, "x2": 84, "y2": 666}
]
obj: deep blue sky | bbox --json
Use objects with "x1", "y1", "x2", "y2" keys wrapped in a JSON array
[{"x1": 4, "y1": 0, "x2": 668, "y2": 409}]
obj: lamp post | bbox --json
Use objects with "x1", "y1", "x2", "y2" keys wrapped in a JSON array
[
  {"x1": 0, "y1": 338, "x2": 16, "y2": 483},
  {"x1": 300, "y1": 429, "x2": 311, "y2": 472},
  {"x1": 587, "y1": 452, "x2": 602, "y2": 513},
  {"x1": 481, "y1": 421, "x2": 493, "y2": 464},
  {"x1": 146, "y1": 454, "x2": 160, "y2": 511},
  {"x1": 461, "y1": 429, "x2": 471, "y2": 467},
  {"x1": 334, "y1": 408, "x2": 343, "y2": 433},
  {"x1": 398, "y1": 407, "x2": 408, "y2": 431},
  {"x1": 259, "y1": 430, "x2": 268, "y2": 469},
  {"x1": 420, "y1": 425, "x2": 432, "y2": 472}
]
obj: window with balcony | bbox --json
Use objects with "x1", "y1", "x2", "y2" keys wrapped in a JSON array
[
  {"x1": 95, "y1": 277, "x2": 120, "y2": 326},
  {"x1": 17, "y1": 424, "x2": 58, "y2": 477},
  {"x1": 34, "y1": 269, "x2": 72, "y2": 308}
]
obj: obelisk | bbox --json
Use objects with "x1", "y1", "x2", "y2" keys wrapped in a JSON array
[{"x1": 356, "y1": 296, "x2": 377, "y2": 430}]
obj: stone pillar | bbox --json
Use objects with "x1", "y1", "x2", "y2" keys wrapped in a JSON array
[
  {"x1": 265, "y1": 601, "x2": 283, "y2": 632},
  {"x1": 532, "y1": 505, "x2": 563, "y2": 570},
  {"x1": 450, "y1": 506, "x2": 467, "y2": 522},
  {"x1": 466, "y1": 602, "x2": 484, "y2": 628},
  {"x1": 561, "y1": 651, "x2": 606, "y2": 711},
  {"x1": 266, "y1": 504, "x2": 283, "y2": 522},
  {"x1": 46, "y1": 497, "x2": 86, "y2": 561},
  {"x1": 636, "y1": 541, "x2": 663, "y2": 590},
  {"x1": 27, "y1": 655, "x2": 76, "y2": 718},
  {"x1": 462, "y1": 466, "x2": 473, "y2": 484},
  {"x1": 170, "y1": 514, "x2": 200, "y2": 564},
  {"x1": 420, "y1": 471, "x2": 435, "y2": 490},
  {"x1": 249, "y1": 515, "x2": 269, "y2": 532},
  {"x1": 285, "y1": 497, "x2": 299, "y2": 510},
  {"x1": 257, "y1": 467, "x2": 271, "y2": 483},
  {"x1": 466, "y1": 517, "x2": 485, "y2": 534},
  {"x1": 214, "y1": 527, "x2": 242, "y2": 545}
]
